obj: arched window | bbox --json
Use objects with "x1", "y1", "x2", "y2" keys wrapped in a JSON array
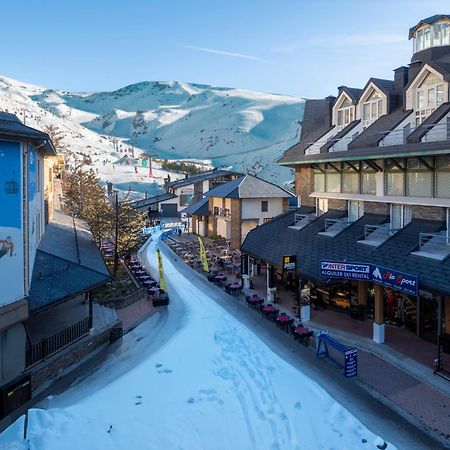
[
  {"x1": 336, "y1": 97, "x2": 354, "y2": 131},
  {"x1": 362, "y1": 89, "x2": 383, "y2": 128},
  {"x1": 415, "y1": 72, "x2": 445, "y2": 126}
]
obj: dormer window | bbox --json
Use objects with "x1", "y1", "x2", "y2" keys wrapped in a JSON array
[
  {"x1": 337, "y1": 97, "x2": 354, "y2": 131},
  {"x1": 362, "y1": 89, "x2": 383, "y2": 128},
  {"x1": 415, "y1": 72, "x2": 445, "y2": 126},
  {"x1": 413, "y1": 20, "x2": 450, "y2": 52}
]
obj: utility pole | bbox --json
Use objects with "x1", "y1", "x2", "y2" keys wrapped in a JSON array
[{"x1": 113, "y1": 191, "x2": 119, "y2": 279}]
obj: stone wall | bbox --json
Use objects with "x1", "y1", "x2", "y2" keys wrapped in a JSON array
[
  {"x1": 364, "y1": 202, "x2": 389, "y2": 215},
  {"x1": 29, "y1": 326, "x2": 117, "y2": 395},
  {"x1": 230, "y1": 198, "x2": 242, "y2": 249},
  {"x1": 295, "y1": 166, "x2": 315, "y2": 206}
]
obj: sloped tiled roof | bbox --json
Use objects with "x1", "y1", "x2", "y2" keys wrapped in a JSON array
[
  {"x1": 407, "y1": 102, "x2": 450, "y2": 143},
  {"x1": 205, "y1": 175, "x2": 293, "y2": 199},
  {"x1": 348, "y1": 108, "x2": 413, "y2": 150},
  {"x1": 409, "y1": 15, "x2": 450, "y2": 39},
  {"x1": 320, "y1": 120, "x2": 360, "y2": 153},
  {"x1": 338, "y1": 87, "x2": 363, "y2": 104},
  {"x1": 242, "y1": 210, "x2": 450, "y2": 295},
  {"x1": 0, "y1": 112, "x2": 55, "y2": 155},
  {"x1": 165, "y1": 169, "x2": 237, "y2": 189},
  {"x1": 130, "y1": 192, "x2": 176, "y2": 209},
  {"x1": 182, "y1": 197, "x2": 209, "y2": 216},
  {"x1": 29, "y1": 211, "x2": 110, "y2": 312}
]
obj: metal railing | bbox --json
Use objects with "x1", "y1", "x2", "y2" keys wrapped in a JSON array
[
  {"x1": 293, "y1": 213, "x2": 311, "y2": 226},
  {"x1": 419, "y1": 232, "x2": 450, "y2": 248},
  {"x1": 324, "y1": 218, "x2": 353, "y2": 232},
  {"x1": 26, "y1": 317, "x2": 90, "y2": 368},
  {"x1": 364, "y1": 224, "x2": 400, "y2": 239}
]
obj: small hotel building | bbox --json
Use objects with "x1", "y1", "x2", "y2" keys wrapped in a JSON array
[{"x1": 241, "y1": 15, "x2": 450, "y2": 364}]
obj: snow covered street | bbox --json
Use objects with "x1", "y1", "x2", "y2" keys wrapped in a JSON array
[{"x1": 1, "y1": 233, "x2": 399, "y2": 450}]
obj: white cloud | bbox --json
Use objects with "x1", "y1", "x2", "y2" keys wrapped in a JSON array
[{"x1": 181, "y1": 45, "x2": 270, "y2": 63}]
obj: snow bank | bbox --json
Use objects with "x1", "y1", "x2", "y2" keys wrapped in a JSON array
[{"x1": 0, "y1": 232, "x2": 395, "y2": 450}]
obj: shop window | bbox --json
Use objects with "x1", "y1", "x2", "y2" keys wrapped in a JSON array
[
  {"x1": 406, "y1": 157, "x2": 433, "y2": 197},
  {"x1": 436, "y1": 156, "x2": 450, "y2": 198},
  {"x1": 342, "y1": 163, "x2": 359, "y2": 194}
]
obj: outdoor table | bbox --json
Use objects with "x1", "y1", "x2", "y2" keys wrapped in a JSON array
[
  {"x1": 228, "y1": 282, "x2": 241, "y2": 295},
  {"x1": 294, "y1": 326, "x2": 310, "y2": 335},
  {"x1": 215, "y1": 275, "x2": 227, "y2": 281},
  {"x1": 247, "y1": 296, "x2": 263, "y2": 308},
  {"x1": 139, "y1": 274, "x2": 151, "y2": 281},
  {"x1": 276, "y1": 314, "x2": 292, "y2": 323},
  {"x1": 135, "y1": 270, "x2": 147, "y2": 276},
  {"x1": 262, "y1": 304, "x2": 278, "y2": 319},
  {"x1": 148, "y1": 287, "x2": 160, "y2": 295}
]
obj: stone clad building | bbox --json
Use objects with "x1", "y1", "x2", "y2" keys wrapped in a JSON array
[{"x1": 241, "y1": 15, "x2": 450, "y2": 369}]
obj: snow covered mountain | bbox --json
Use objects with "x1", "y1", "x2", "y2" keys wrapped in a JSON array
[{"x1": 0, "y1": 76, "x2": 304, "y2": 190}]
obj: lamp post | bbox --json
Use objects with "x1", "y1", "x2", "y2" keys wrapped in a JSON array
[{"x1": 113, "y1": 190, "x2": 119, "y2": 279}]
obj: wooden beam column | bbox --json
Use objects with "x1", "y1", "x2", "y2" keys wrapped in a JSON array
[{"x1": 373, "y1": 284, "x2": 385, "y2": 343}]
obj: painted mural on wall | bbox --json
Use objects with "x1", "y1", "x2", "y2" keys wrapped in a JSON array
[{"x1": 0, "y1": 140, "x2": 24, "y2": 305}]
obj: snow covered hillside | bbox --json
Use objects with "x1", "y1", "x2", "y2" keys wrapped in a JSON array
[{"x1": 0, "y1": 76, "x2": 304, "y2": 189}]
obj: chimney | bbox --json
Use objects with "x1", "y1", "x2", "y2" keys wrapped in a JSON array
[
  {"x1": 408, "y1": 61, "x2": 422, "y2": 87},
  {"x1": 394, "y1": 66, "x2": 409, "y2": 92}
]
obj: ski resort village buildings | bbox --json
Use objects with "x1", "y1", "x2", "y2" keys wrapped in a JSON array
[
  {"x1": 185, "y1": 174, "x2": 293, "y2": 249},
  {"x1": 241, "y1": 15, "x2": 450, "y2": 362},
  {"x1": 0, "y1": 114, "x2": 118, "y2": 424},
  {"x1": 130, "y1": 169, "x2": 239, "y2": 218}
]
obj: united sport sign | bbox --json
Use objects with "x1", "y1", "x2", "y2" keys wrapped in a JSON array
[{"x1": 320, "y1": 260, "x2": 419, "y2": 296}]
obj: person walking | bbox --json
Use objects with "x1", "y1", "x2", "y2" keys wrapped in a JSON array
[{"x1": 386, "y1": 290, "x2": 397, "y2": 324}]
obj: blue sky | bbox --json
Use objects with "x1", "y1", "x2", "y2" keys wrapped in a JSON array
[{"x1": 2, "y1": 0, "x2": 449, "y2": 98}]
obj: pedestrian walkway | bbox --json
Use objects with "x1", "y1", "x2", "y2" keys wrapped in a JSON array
[
  {"x1": 117, "y1": 298, "x2": 155, "y2": 333},
  {"x1": 165, "y1": 239, "x2": 450, "y2": 442}
]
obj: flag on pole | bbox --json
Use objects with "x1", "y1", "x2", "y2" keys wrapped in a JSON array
[
  {"x1": 157, "y1": 249, "x2": 167, "y2": 291},
  {"x1": 197, "y1": 236, "x2": 209, "y2": 272}
]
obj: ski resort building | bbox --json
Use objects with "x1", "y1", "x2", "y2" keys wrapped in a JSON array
[
  {"x1": 241, "y1": 15, "x2": 450, "y2": 371},
  {"x1": 185, "y1": 174, "x2": 293, "y2": 249},
  {"x1": 0, "y1": 114, "x2": 117, "y2": 426},
  {"x1": 130, "y1": 169, "x2": 240, "y2": 218}
]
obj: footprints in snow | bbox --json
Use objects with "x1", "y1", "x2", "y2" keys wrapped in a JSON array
[
  {"x1": 187, "y1": 388, "x2": 224, "y2": 406},
  {"x1": 155, "y1": 362, "x2": 173, "y2": 374}
]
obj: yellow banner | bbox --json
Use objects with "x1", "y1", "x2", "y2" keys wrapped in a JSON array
[
  {"x1": 197, "y1": 236, "x2": 209, "y2": 272},
  {"x1": 157, "y1": 249, "x2": 167, "y2": 291}
]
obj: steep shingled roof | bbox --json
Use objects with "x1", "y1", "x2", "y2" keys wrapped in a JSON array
[
  {"x1": 0, "y1": 112, "x2": 56, "y2": 155},
  {"x1": 409, "y1": 15, "x2": 450, "y2": 39},
  {"x1": 182, "y1": 197, "x2": 209, "y2": 216},
  {"x1": 348, "y1": 108, "x2": 413, "y2": 150},
  {"x1": 205, "y1": 174, "x2": 293, "y2": 199}
]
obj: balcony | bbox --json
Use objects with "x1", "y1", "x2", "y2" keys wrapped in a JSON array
[
  {"x1": 319, "y1": 218, "x2": 353, "y2": 237},
  {"x1": 358, "y1": 223, "x2": 400, "y2": 247},
  {"x1": 213, "y1": 207, "x2": 231, "y2": 218},
  {"x1": 411, "y1": 231, "x2": 450, "y2": 260},
  {"x1": 289, "y1": 213, "x2": 314, "y2": 230}
]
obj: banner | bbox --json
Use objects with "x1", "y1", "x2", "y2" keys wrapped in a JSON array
[
  {"x1": 320, "y1": 260, "x2": 418, "y2": 296},
  {"x1": 197, "y1": 236, "x2": 209, "y2": 272},
  {"x1": 0, "y1": 141, "x2": 24, "y2": 305},
  {"x1": 157, "y1": 249, "x2": 167, "y2": 291}
]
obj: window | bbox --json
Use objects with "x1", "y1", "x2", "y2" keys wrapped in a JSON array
[
  {"x1": 342, "y1": 163, "x2": 359, "y2": 193},
  {"x1": 261, "y1": 200, "x2": 268, "y2": 212},
  {"x1": 415, "y1": 72, "x2": 445, "y2": 126},
  {"x1": 361, "y1": 162, "x2": 376, "y2": 195},
  {"x1": 263, "y1": 217, "x2": 272, "y2": 224},
  {"x1": 362, "y1": 89, "x2": 383, "y2": 128},
  {"x1": 390, "y1": 204, "x2": 411, "y2": 229},
  {"x1": 385, "y1": 159, "x2": 405, "y2": 196},
  {"x1": 336, "y1": 96, "x2": 354, "y2": 130},
  {"x1": 348, "y1": 201, "x2": 364, "y2": 222},
  {"x1": 326, "y1": 172, "x2": 341, "y2": 193},
  {"x1": 435, "y1": 156, "x2": 450, "y2": 198},
  {"x1": 314, "y1": 171, "x2": 325, "y2": 192},
  {"x1": 406, "y1": 158, "x2": 433, "y2": 197},
  {"x1": 179, "y1": 194, "x2": 193, "y2": 206}
]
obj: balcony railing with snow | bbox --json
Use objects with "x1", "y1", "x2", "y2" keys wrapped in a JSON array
[
  {"x1": 289, "y1": 213, "x2": 314, "y2": 230},
  {"x1": 412, "y1": 231, "x2": 450, "y2": 260},
  {"x1": 318, "y1": 218, "x2": 353, "y2": 237},
  {"x1": 358, "y1": 223, "x2": 400, "y2": 246}
]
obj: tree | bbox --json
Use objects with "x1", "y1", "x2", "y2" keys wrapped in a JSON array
[
  {"x1": 44, "y1": 125, "x2": 67, "y2": 153},
  {"x1": 63, "y1": 169, "x2": 145, "y2": 278}
]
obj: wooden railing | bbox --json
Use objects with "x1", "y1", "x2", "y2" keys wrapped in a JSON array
[{"x1": 26, "y1": 317, "x2": 90, "y2": 367}]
